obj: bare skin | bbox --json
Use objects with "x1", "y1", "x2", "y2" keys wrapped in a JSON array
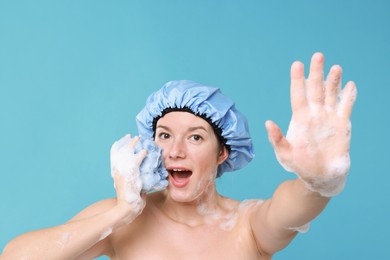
[{"x1": 1, "y1": 52, "x2": 357, "y2": 259}]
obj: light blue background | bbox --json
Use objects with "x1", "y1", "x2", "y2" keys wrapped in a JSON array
[{"x1": 1, "y1": 1, "x2": 388, "y2": 259}]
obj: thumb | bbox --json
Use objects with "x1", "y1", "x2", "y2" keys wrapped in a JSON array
[{"x1": 265, "y1": 120, "x2": 290, "y2": 155}]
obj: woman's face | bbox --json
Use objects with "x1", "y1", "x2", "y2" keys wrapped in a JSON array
[{"x1": 155, "y1": 112, "x2": 228, "y2": 203}]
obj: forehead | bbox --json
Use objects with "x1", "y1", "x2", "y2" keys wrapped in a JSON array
[{"x1": 156, "y1": 111, "x2": 213, "y2": 131}]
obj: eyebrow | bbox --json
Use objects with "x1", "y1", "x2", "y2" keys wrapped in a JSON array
[
  {"x1": 155, "y1": 125, "x2": 170, "y2": 131},
  {"x1": 188, "y1": 126, "x2": 208, "y2": 132},
  {"x1": 156, "y1": 125, "x2": 209, "y2": 133}
]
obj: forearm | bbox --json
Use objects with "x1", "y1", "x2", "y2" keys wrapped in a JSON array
[
  {"x1": 2, "y1": 204, "x2": 133, "y2": 260},
  {"x1": 267, "y1": 178, "x2": 330, "y2": 230}
]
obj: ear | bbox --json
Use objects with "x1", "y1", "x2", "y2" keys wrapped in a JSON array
[{"x1": 217, "y1": 145, "x2": 229, "y2": 165}]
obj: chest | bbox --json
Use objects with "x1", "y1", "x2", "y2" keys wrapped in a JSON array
[{"x1": 111, "y1": 215, "x2": 261, "y2": 259}]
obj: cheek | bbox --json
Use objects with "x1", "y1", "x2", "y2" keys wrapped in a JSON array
[{"x1": 194, "y1": 147, "x2": 220, "y2": 170}]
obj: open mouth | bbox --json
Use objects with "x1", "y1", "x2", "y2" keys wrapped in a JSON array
[{"x1": 168, "y1": 168, "x2": 193, "y2": 187}]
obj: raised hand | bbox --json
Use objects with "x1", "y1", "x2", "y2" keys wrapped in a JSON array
[
  {"x1": 110, "y1": 134, "x2": 147, "y2": 223},
  {"x1": 266, "y1": 53, "x2": 357, "y2": 197}
]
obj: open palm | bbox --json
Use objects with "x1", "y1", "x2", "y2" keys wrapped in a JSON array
[{"x1": 266, "y1": 53, "x2": 357, "y2": 196}]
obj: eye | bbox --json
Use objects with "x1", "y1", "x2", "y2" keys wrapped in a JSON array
[
  {"x1": 158, "y1": 132, "x2": 170, "y2": 140},
  {"x1": 190, "y1": 135, "x2": 203, "y2": 142}
]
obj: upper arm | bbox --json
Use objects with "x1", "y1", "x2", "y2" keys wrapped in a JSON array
[
  {"x1": 69, "y1": 198, "x2": 117, "y2": 259},
  {"x1": 249, "y1": 199, "x2": 298, "y2": 255},
  {"x1": 250, "y1": 179, "x2": 330, "y2": 255}
]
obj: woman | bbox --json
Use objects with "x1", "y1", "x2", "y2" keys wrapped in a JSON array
[{"x1": 1, "y1": 52, "x2": 357, "y2": 259}]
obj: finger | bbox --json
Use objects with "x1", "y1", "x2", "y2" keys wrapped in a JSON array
[
  {"x1": 325, "y1": 65, "x2": 342, "y2": 109},
  {"x1": 290, "y1": 61, "x2": 307, "y2": 111},
  {"x1": 338, "y1": 81, "x2": 357, "y2": 118},
  {"x1": 265, "y1": 120, "x2": 290, "y2": 155},
  {"x1": 128, "y1": 135, "x2": 140, "y2": 149},
  {"x1": 113, "y1": 170, "x2": 125, "y2": 184},
  {"x1": 135, "y1": 149, "x2": 147, "y2": 166},
  {"x1": 113, "y1": 174, "x2": 126, "y2": 199},
  {"x1": 307, "y1": 52, "x2": 325, "y2": 105}
]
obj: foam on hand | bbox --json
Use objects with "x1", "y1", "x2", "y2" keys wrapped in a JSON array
[
  {"x1": 300, "y1": 154, "x2": 350, "y2": 197},
  {"x1": 110, "y1": 135, "x2": 168, "y2": 193},
  {"x1": 282, "y1": 119, "x2": 351, "y2": 197}
]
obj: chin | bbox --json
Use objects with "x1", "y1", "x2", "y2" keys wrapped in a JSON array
[{"x1": 167, "y1": 185, "x2": 204, "y2": 203}]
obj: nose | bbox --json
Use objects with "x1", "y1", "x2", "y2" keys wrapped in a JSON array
[{"x1": 168, "y1": 138, "x2": 186, "y2": 159}]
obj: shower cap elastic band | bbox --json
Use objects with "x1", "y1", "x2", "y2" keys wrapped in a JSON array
[{"x1": 136, "y1": 80, "x2": 255, "y2": 177}]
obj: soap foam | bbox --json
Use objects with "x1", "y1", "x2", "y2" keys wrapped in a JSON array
[
  {"x1": 302, "y1": 154, "x2": 350, "y2": 197},
  {"x1": 195, "y1": 178, "x2": 240, "y2": 230},
  {"x1": 289, "y1": 222, "x2": 310, "y2": 234},
  {"x1": 220, "y1": 199, "x2": 265, "y2": 231},
  {"x1": 280, "y1": 117, "x2": 351, "y2": 197},
  {"x1": 110, "y1": 135, "x2": 168, "y2": 195},
  {"x1": 195, "y1": 193, "x2": 264, "y2": 231},
  {"x1": 99, "y1": 227, "x2": 113, "y2": 241},
  {"x1": 219, "y1": 212, "x2": 238, "y2": 231}
]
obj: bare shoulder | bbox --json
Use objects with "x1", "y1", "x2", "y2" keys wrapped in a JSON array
[
  {"x1": 216, "y1": 196, "x2": 268, "y2": 231},
  {"x1": 238, "y1": 199, "x2": 267, "y2": 213},
  {"x1": 233, "y1": 198, "x2": 268, "y2": 230},
  {"x1": 222, "y1": 197, "x2": 266, "y2": 218}
]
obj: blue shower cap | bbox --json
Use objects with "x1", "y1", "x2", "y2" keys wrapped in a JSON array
[{"x1": 136, "y1": 80, "x2": 254, "y2": 177}]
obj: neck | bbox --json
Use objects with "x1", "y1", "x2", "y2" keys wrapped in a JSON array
[{"x1": 160, "y1": 183, "x2": 224, "y2": 227}]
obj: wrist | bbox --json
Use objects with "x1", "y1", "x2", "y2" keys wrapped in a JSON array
[
  {"x1": 299, "y1": 172, "x2": 348, "y2": 197},
  {"x1": 109, "y1": 198, "x2": 145, "y2": 227}
]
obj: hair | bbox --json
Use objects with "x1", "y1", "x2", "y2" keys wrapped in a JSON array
[{"x1": 152, "y1": 107, "x2": 231, "y2": 153}]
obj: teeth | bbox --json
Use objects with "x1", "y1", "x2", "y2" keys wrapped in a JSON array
[{"x1": 172, "y1": 169, "x2": 186, "y2": 172}]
